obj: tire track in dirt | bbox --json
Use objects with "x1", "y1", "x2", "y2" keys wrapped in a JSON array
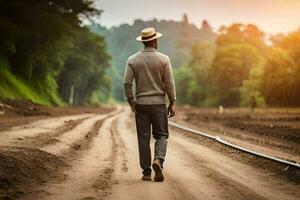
[
  {"x1": 30, "y1": 108, "x2": 125, "y2": 200},
  {"x1": 14, "y1": 107, "x2": 121, "y2": 200},
  {"x1": 51, "y1": 107, "x2": 122, "y2": 162},
  {"x1": 40, "y1": 107, "x2": 121, "y2": 156},
  {"x1": 0, "y1": 114, "x2": 94, "y2": 146},
  {"x1": 0, "y1": 109, "x2": 117, "y2": 200},
  {"x1": 105, "y1": 108, "x2": 208, "y2": 200},
  {"x1": 169, "y1": 137, "x2": 267, "y2": 200},
  {"x1": 13, "y1": 116, "x2": 91, "y2": 148},
  {"x1": 91, "y1": 114, "x2": 125, "y2": 198},
  {"x1": 110, "y1": 117, "x2": 129, "y2": 173}
]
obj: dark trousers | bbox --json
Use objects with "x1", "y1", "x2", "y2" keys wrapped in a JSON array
[{"x1": 135, "y1": 104, "x2": 169, "y2": 175}]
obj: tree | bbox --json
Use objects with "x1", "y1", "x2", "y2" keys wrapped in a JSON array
[
  {"x1": 260, "y1": 30, "x2": 300, "y2": 107},
  {"x1": 279, "y1": 30, "x2": 300, "y2": 106},
  {"x1": 0, "y1": 17, "x2": 19, "y2": 61},
  {"x1": 239, "y1": 55, "x2": 266, "y2": 107},
  {"x1": 262, "y1": 48, "x2": 298, "y2": 106},
  {"x1": 217, "y1": 24, "x2": 266, "y2": 51},
  {"x1": 0, "y1": 0, "x2": 110, "y2": 105},
  {"x1": 57, "y1": 29, "x2": 110, "y2": 106},
  {"x1": 1, "y1": 0, "x2": 100, "y2": 80},
  {"x1": 175, "y1": 43, "x2": 215, "y2": 106},
  {"x1": 211, "y1": 43, "x2": 262, "y2": 106},
  {"x1": 201, "y1": 20, "x2": 213, "y2": 32},
  {"x1": 174, "y1": 66, "x2": 194, "y2": 105}
]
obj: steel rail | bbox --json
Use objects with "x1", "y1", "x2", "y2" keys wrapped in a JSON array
[{"x1": 168, "y1": 121, "x2": 300, "y2": 168}]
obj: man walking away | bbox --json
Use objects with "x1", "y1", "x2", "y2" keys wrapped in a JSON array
[{"x1": 123, "y1": 27, "x2": 176, "y2": 182}]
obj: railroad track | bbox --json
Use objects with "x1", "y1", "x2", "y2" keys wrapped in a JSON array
[{"x1": 169, "y1": 121, "x2": 300, "y2": 168}]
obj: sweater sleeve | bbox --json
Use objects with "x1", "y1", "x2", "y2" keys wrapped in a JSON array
[
  {"x1": 163, "y1": 56, "x2": 176, "y2": 103},
  {"x1": 123, "y1": 59, "x2": 136, "y2": 106}
]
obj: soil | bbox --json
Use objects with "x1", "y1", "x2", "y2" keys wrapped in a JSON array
[
  {"x1": 0, "y1": 99, "x2": 115, "y2": 200},
  {"x1": 174, "y1": 106, "x2": 300, "y2": 163},
  {"x1": 0, "y1": 102, "x2": 299, "y2": 200},
  {"x1": 0, "y1": 146, "x2": 67, "y2": 200},
  {"x1": 0, "y1": 98, "x2": 114, "y2": 132}
]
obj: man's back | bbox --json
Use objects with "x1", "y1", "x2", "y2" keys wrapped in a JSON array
[{"x1": 124, "y1": 46, "x2": 176, "y2": 105}]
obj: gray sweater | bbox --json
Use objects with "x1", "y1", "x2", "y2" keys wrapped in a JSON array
[{"x1": 123, "y1": 46, "x2": 176, "y2": 106}]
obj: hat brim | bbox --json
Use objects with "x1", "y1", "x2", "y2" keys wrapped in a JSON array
[{"x1": 136, "y1": 32, "x2": 163, "y2": 42}]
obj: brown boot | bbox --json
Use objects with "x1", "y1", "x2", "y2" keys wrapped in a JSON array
[
  {"x1": 141, "y1": 174, "x2": 151, "y2": 181},
  {"x1": 152, "y1": 159, "x2": 164, "y2": 182}
]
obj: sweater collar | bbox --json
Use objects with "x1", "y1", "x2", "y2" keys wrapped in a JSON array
[{"x1": 142, "y1": 46, "x2": 157, "y2": 52}]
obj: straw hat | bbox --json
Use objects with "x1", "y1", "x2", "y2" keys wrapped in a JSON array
[{"x1": 136, "y1": 27, "x2": 163, "y2": 42}]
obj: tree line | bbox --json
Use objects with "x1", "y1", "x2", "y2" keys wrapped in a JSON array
[
  {"x1": 176, "y1": 24, "x2": 300, "y2": 107},
  {"x1": 0, "y1": 0, "x2": 110, "y2": 105}
]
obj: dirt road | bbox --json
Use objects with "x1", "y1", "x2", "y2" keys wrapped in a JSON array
[{"x1": 0, "y1": 105, "x2": 299, "y2": 200}]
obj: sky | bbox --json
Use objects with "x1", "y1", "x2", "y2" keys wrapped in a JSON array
[{"x1": 94, "y1": 0, "x2": 300, "y2": 34}]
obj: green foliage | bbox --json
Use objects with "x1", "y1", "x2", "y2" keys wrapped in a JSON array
[
  {"x1": 0, "y1": 0, "x2": 110, "y2": 106},
  {"x1": 280, "y1": 30, "x2": 300, "y2": 64},
  {"x1": 0, "y1": 17, "x2": 19, "y2": 57},
  {"x1": 175, "y1": 23, "x2": 269, "y2": 107},
  {"x1": 211, "y1": 43, "x2": 262, "y2": 106},
  {"x1": 217, "y1": 24, "x2": 266, "y2": 51},
  {"x1": 262, "y1": 48, "x2": 298, "y2": 106},
  {"x1": 0, "y1": 68, "x2": 53, "y2": 105},
  {"x1": 57, "y1": 29, "x2": 111, "y2": 106},
  {"x1": 175, "y1": 43, "x2": 215, "y2": 106},
  {"x1": 278, "y1": 30, "x2": 300, "y2": 106},
  {"x1": 174, "y1": 66, "x2": 194, "y2": 105},
  {"x1": 258, "y1": 30, "x2": 300, "y2": 107},
  {"x1": 175, "y1": 23, "x2": 300, "y2": 107},
  {"x1": 239, "y1": 56, "x2": 266, "y2": 107}
]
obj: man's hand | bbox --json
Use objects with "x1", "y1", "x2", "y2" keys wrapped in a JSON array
[
  {"x1": 167, "y1": 103, "x2": 176, "y2": 118},
  {"x1": 130, "y1": 102, "x2": 137, "y2": 114}
]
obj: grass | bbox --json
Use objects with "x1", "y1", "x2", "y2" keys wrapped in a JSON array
[{"x1": 0, "y1": 68, "x2": 63, "y2": 106}]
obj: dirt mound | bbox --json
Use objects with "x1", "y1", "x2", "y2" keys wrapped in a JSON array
[
  {"x1": 0, "y1": 98, "x2": 114, "y2": 118},
  {"x1": 0, "y1": 98, "x2": 114, "y2": 132},
  {"x1": 0, "y1": 146, "x2": 67, "y2": 200},
  {"x1": 0, "y1": 98, "x2": 50, "y2": 117}
]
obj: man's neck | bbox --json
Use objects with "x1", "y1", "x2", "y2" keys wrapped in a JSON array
[
  {"x1": 144, "y1": 45, "x2": 157, "y2": 49},
  {"x1": 143, "y1": 46, "x2": 157, "y2": 51}
]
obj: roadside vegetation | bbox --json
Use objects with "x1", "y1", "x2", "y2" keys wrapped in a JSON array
[
  {"x1": 0, "y1": 0, "x2": 111, "y2": 106},
  {"x1": 176, "y1": 24, "x2": 300, "y2": 107}
]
